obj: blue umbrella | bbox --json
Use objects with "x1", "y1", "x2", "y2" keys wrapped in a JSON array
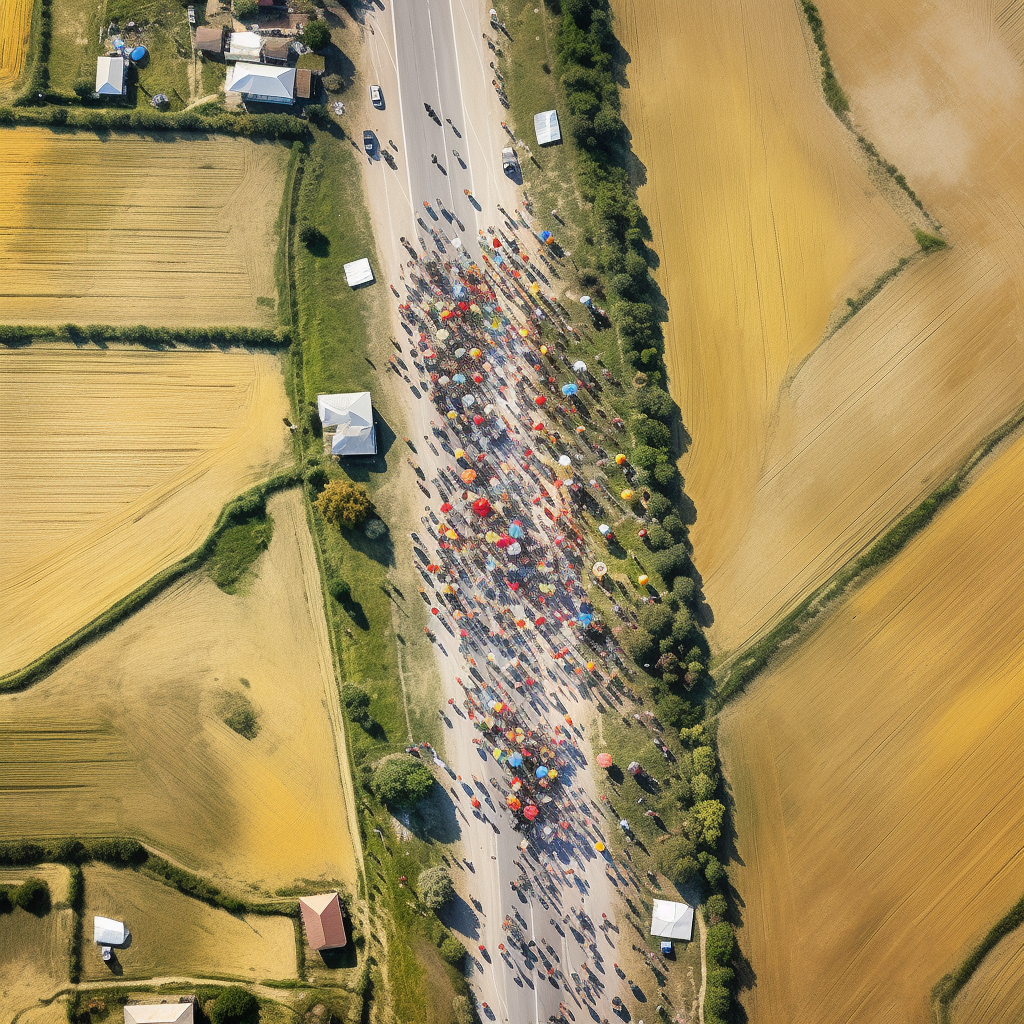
[
  {"x1": 536, "y1": 765, "x2": 549, "y2": 779},
  {"x1": 509, "y1": 752, "x2": 524, "y2": 767},
  {"x1": 508, "y1": 523, "x2": 524, "y2": 539},
  {"x1": 578, "y1": 613, "x2": 593, "y2": 626},
  {"x1": 452, "y1": 373, "x2": 467, "y2": 383},
  {"x1": 540, "y1": 230, "x2": 553, "y2": 242},
  {"x1": 561, "y1": 383, "x2": 578, "y2": 397}
]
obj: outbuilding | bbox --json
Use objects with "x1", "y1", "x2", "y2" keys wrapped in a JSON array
[
  {"x1": 343, "y1": 257, "x2": 374, "y2": 288},
  {"x1": 299, "y1": 892, "x2": 347, "y2": 950},
  {"x1": 262, "y1": 37, "x2": 292, "y2": 64},
  {"x1": 317, "y1": 393, "x2": 377, "y2": 457},
  {"x1": 226, "y1": 62, "x2": 295, "y2": 104},
  {"x1": 95, "y1": 55, "x2": 126, "y2": 96},
  {"x1": 533, "y1": 109, "x2": 561, "y2": 145},
  {"x1": 194, "y1": 26, "x2": 225, "y2": 56},
  {"x1": 649, "y1": 898, "x2": 694, "y2": 942},
  {"x1": 94, "y1": 916, "x2": 128, "y2": 946},
  {"x1": 124, "y1": 1003, "x2": 195, "y2": 1024},
  {"x1": 225, "y1": 31, "x2": 263, "y2": 62}
]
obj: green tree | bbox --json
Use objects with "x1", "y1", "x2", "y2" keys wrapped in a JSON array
[
  {"x1": 315, "y1": 480, "x2": 374, "y2": 529},
  {"x1": 301, "y1": 19, "x2": 331, "y2": 50},
  {"x1": 705, "y1": 893, "x2": 727, "y2": 923},
  {"x1": 691, "y1": 772, "x2": 716, "y2": 802},
  {"x1": 638, "y1": 603, "x2": 673, "y2": 639},
  {"x1": 371, "y1": 755, "x2": 435, "y2": 807},
  {"x1": 233, "y1": 0, "x2": 257, "y2": 19},
  {"x1": 439, "y1": 936, "x2": 467, "y2": 966},
  {"x1": 690, "y1": 800, "x2": 725, "y2": 849},
  {"x1": 12, "y1": 878, "x2": 50, "y2": 915},
  {"x1": 419, "y1": 865, "x2": 454, "y2": 910},
  {"x1": 620, "y1": 626, "x2": 657, "y2": 667},
  {"x1": 211, "y1": 987, "x2": 259, "y2": 1024}
]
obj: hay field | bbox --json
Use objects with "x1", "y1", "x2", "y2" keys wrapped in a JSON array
[
  {"x1": 0, "y1": 0, "x2": 32, "y2": 92},
  {"x1": 0, "y1": 345, "x2": 290, "y2": 676},
  {"x1": 0, "y1": 491, "x2": 358, "y2": 894},
  {"x1": 0, "y1": 129, "x2": 286, "y2": 325},
  {"x1": 719, "y1": 432, "x2": 1024, "y2": 1023},
  {"x1": 81, "y1": 865, "x2": 296, "y2": 981},
  {"x1": 615, "y1": 0, "x2": 1024, "y2": 653},
  {"x1": 951, "y1": 925, "x2": 1024, "y2": 1023},
  {"x1": 0, "y1": 903, "x2": 73, "y2": 1020}
]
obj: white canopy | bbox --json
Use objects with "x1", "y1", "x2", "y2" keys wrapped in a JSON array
[
  {"x1": 95, "y1": 56, "x2": 125, "y2": 96},
  {"x1": 534, "y1": 109, "x2": 561, "y2": 145},
  {"x1": 226, "y1": 62, "x2": 295, "y2": 101},
  {"x1": 226, "y1": 31, "x2": 262, "y2": 60},
  {"x1": 650, "y1": 899, "x2": 694, "y2": 941},
  {"x1": 94, "y1": 916, "x2": 127, "y2": 946},
  {"x1": 124, "y1": 1005, "x2": 194, "y2": 1024},
  {"x1": 318, "y1": 392, "x2": 377, "y2": 456},
  {"x1": 344, "y1": 258, "x2": 374, "y2": 288}
]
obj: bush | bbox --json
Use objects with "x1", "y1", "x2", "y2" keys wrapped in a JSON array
[
  {"x1": 439, "y1": 935, "x2": 467, "y2": 965},
  {"x1": 638, "y1": 603, "x2": 672, "y2": 639},
  {"x1": 646, "y1": 493, "x2": 672, "y2": 520},
  {"x1": 0, "y1": 888, "x2": 11, "y2": 913},
  {"x1": 88, "y1": 838, "x2": 145, "y2": 865},
  {"x1": 703, "y1": 854, "x2": 725, "y2": 888},
  {"x1": 301, "y1": 18, "x2": 331, "y2": 50},
  {"x1": 305, "y1": 466, "x2": 328, "y2": 492},
  {"x1": 705, "y1": 893, "x2": 727, "y2": 922},
  {"x1": 371, "y1": 755, "x2": 435, "y2": 807},
  {"x1": 343, "y1": 685, "x2": 374, "y2": 729},
  {"x1": 329, "y1": 577, "x2": 351, "y2": 602},
  {"x1": 298, "y1": 222, "x2": 327, "y2": 249},
  {"x1": 322, "y1": 73, "x2": 343, "y2": 92},
  {"x1": 690, "y1": 800, "x2": 725, "y2": 849},
  {"x1": 692, "y1": 746, "x2": 715, "y2": 776},
  {"x1": 211, "y1": 987, "x2": 259, "y2": 1024},
  {"x1": 620, "y1": 626, "x2": 657, "y2": 667},
  {"x1": 914, "y1": 229, "x2": 947, "y2": 252},
  {"x1": 315, "y1": 480, "x2": 374, "y2": 529},
  {"x1": 12, "y1": 877, "x2": 50, "y2": 915},
  {"x1": 234, "y1": 0, "x2": 257, "y2": 18},
  {"x1": 671, "y1": 576, "x2": 697, "y2": 608},
  {"x1": 419, "y1": 865, "x2": 454, "y2": 910},
  {"x1": 705, "y1": 922, "x2": 735, "y2": 967},
  {"x1": 364, "y1": 517, "x2": 388, "y2": 540},
  {"x1": 691, "y1": 772, "x2": 716, "y2": 801},
  {"x1": 305, "y1": 104, "x2": 330, "y2": 127},
  {"x1": 657, "y1": 694, "x2": 697, "y2": 729}
]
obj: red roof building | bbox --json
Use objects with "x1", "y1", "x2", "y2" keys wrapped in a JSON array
[{"x1": 299, "y1": 892, "x2": 347, "y2": 950}]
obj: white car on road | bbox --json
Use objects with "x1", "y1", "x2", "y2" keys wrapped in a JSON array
[{"x1": 369, "y1": 84, "x2": 384, "y2": 109}]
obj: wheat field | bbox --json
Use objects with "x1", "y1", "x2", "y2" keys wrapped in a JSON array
[
  {"x1": 951, "y1": 923, "x2": 1024, "y2": 1023},
  {"x1": 0, "y1": 344, "x2": 290, "y2": 676},
  {"x1": 719, "y1": 431, "x2": 1024, "y2": 1022},
  {"x1": 0, "y1": 0, "x2": 32, "y2": 92},
  {"x1": 0, "y1": 491, "x2": 358, "y2": 894},
  {"x1": 0, "y1": 129, "x2": 287, "y2": 325}
]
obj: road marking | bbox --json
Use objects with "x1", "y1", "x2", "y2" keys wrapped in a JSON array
[
  {"x1": 389, "y1": 0, "x2": 419, "y2": 239},
  {"x1": 423, "y1": 0, "x2": 460, "y2": 218}
]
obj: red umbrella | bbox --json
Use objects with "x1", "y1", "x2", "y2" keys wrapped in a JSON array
[
  {"x1": 597, "y1": 753, "x2": 613, "y2": 768},
  {"x1": 440, "y1": 502, "x2": 453, "y2": 512},
  {"x1": 471, "y1": 797, "x2": 481, "y2": 808},
  {"x1": 535, "y1": 395, "x2": 546, "y2": 406},
  {"x1": 473, "y1": 414, "x2": 485, "y2": 425},
  {"x1": 524, "y1": 804, "x2": 539, "y2": 820},
  {"x1": 492, "y1": 238, "x2": 501, "y2": 248},
  {"x1": 472, "y1": 498, "x2": 492, "y2": 517}
]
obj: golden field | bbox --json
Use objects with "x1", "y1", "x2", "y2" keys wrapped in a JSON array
[
  {"x1": 951, "y1": 924, "x2": 1024, "y2": 1023},
  {"x1": 80, "y1": 864, "x2": 296, "y2": 982},
  {"x1": 0, "y1": 0, "x2": 32, "y2": 91},
  {"x1": 0, "y1": 344, "x2": 290, "y2": 676},
  {"x1": 0, "y1": 129, "x2": 287, "y2": 326},
  {"x1": 719, "y1": 432, "x2": 1024, "y2": 1023},
  {"x1": 615, "y1": 0, "x2": 1024, "y2": 653},
  {"x1": 0, "y1": 896, "x2": 73, "y2": 1019},
  {"x1": 0, "y1": 491, "x2": 359, "y2": 894}
]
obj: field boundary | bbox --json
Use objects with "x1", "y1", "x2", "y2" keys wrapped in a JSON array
[
  {"x1": 0, "y1": 325, "x2": 291, "y2": 348},
  {"x1": 931, "y1": 893, "x2": 1024, "y2": 1023},
  {"x1": 714, "y1": 405, "x2": 1024, "y2": 706},
  {"x1": 0, "y1": 473, "x2": 300, "y2": 693}
]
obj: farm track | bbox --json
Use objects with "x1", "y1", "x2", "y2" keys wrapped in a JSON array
[{"x1": 0, "y1": 130, "x2": 287, "y2": 326}]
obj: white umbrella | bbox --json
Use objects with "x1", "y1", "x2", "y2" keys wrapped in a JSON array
[{"x1": 573, "y1": 360, "x2": 587, "y2": 372}]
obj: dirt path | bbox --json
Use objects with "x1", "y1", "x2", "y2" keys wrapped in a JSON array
[{"x1": 696, "y1": 908, "x2": 707, "y2": 1024}]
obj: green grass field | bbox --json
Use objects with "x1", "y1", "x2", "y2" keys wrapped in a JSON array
[{"x1": 48, "y1": 0, "x2": 106, "y2": 95}]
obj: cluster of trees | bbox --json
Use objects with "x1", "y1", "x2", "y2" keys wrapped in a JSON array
[{"x1": 0, "y1": 876, "x2": 50, "y2": 915}]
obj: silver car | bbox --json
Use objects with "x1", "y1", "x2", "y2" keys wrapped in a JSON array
[{"x1": 370, "y1": 84, "x2": 384, "y2": 109}]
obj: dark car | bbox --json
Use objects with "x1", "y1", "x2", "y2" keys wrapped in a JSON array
[{"x1": 363, "y1": 130, "x2": 378, "y2": 156}]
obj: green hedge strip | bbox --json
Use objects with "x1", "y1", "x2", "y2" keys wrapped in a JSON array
[{"x1": 0, "y1": 324, "x2": 291, "y2": 347}]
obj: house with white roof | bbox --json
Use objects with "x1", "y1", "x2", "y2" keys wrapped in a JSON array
[
  {"x1": 226, "y1": 62, "x2": 295, "y2": 105},
  {"x1": 95, "y1": 56, "x2": 126, "y2": 96}
]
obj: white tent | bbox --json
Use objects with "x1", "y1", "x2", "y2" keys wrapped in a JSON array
[
  {"x1": 225, "y1": 31, "x2": 262, "y2": 61},
  {"x1": 317, "y1": 392, "x2": 377, "y2": 456},
  {"x1": 94, "y1": 916, "x2": 127, "y2": 946},
  {"x1": 95, "y1": 56, "x2": 126, "y2": 96},
  {"x1": 650, "y1": 899, "x2": 694, "y2": 941},
  {"x1": 534, "y1": 109, "x2": 561, "y2": 145},
  {"x1": 343, "y1": 258, "x2": 374, "y2": 288},
  {"x1": 226, "y1": 62, "x2": 295, "y2": 104},
  {"x1": 124, "y1": 1005, "x2": 194, "y2": 1024}
]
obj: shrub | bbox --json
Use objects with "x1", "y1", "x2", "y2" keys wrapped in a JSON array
[
  {"x1": 371, "y1": 755, "x2": 435, "y2": 807},
  {"x1": 439, "y1": 935, "x2": 467, "y2": 965},
  {"x1": 88, "y1": 838, "x2": 145, "y2": 865},
  {"x1": 322, "y1": 73, "x2": 343, "y2": 92},
  {"x1": 914, "y1": 229, "x2": 947, "y2": 252},
  {"x1": 705, "y1": 922, "x2": 735, "y2": 967},
  {"x1": 364, "y1": 517, "x2": 388, "y2": 540},
  {"x1": 419, "y1": 865, "x2": 455, "y2": 910},
  {"x1": 690, "y1": 800, "x2": 725, "y2": 849},
  {"x1": 234, "y1": 0, "x2": 258, "y2": 18},
  {"x1": 211, "y1": 987, "x2": 259, "y2": 1024},
  {"x1": 657, "y1": 694, "x2": 697, "y2": 730},
  {"x1": 451, "y1": 994, "x2": 473, "y2": 1024},
  {"x1": 329, "y1": 577, "x2": 351, "y2": 602},
  {"x1": 644, "y1": 522, "x2": 673, "y2": 550},
  {"x1": 0, "y1": 889, "x2": 11, "y2": 913},
  {"x1": 620, "y1": 626, "x2": 657, "y2": 667},
  {"x1": 692, "y1": 746, "x2": 715, "y2": 776},
  {"x1": 691, "y1": 772, "x2": 716, "y2": 802},
  {"x1": 315, "y1": 480, "x2": 374, "y2": 529},
  {"x1": 222, "y1": 694, "x2": 260, "y2": 740},
  {"x1": 301, "y1": 18, "x2": 331, "y2": 50},
  {"x1": 703, "y1": 854, "x2": 725, "y2": 889},
  {"x1": 705, "y1": 893, "x2": 727, "y2": 922},
  {"x1": 343, "y1": 685, "x2": 374, "y2": 729},
  {"x1": 651, "y1": 543, "x2": 689, "y2": 582},
  {"x1": 305, "y1": 104, "x2": 330, "y2": 127},
  {"x1": 298, "y1": 222, "x2": 327, "y2": 249},
  {"x1": 13, "y1": 877, "x2": 50, "y2": 915},
  {"x1": 638, "y1": 603, "x2": 672, "y2": 639}
]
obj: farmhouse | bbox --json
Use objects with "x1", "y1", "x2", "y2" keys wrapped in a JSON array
[
  {"x1": 124, "y1": 1003, "x2": 195, "y2": 1024},
  {"x1": 226, "y1": 63, "x2": 295, "y2": 105},
  {"x1": 299, "y1": 892, "x2": 347, "y2": 950},
  {"x1": 194, "y1": 26, "x2": 225, "y2": 56},
  {"x1": 317, "y1": 393, "x2": 377, "y2": 456},
  {"x1": 225, "y1": 31, "x2": 263, "y2": 62},
  {"x1": 95, "y1": 55, "x2": 126, "y2": 96}
]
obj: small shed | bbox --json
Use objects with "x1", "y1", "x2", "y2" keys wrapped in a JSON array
[
  {"x1": 295, "y1": 68, "x2": 313, "y2": 100},
  {"x1": 225, "y1": 31, "x2": 262, "y2": 62},
  {"x1": 650, "y1": 899, "x2": 694, "y2": 942},
  {"x1": 226, "y1": 62, "x2": 295, "y2": 104},
  {"x1": 262, "y1": 37, "x2": 292, "y2": 64},
  {"x1": 299, "y1": 892, "x2": 347, "y2": 950},
  {"x1": 95, "y1": 56, "x2": 126, "y2": 96},
  {"x1": 94, "y1": 916, "x2": 127, "y2": 946},
  {"x1": 533, "y1": 109, "x2": 561, "y2": 145},
  {"x1": 343, "y1": 257, "x2": 374, "y2": 288},
  {"x1": 317, "y1": 393, "x2": 376, "y2": 456},
  {"x1": 124, "y1": 1004, "x2": 195, "y2": 1024},
  {"x1": 194, "y1": 26, "x2": 224, "y2": 55}
]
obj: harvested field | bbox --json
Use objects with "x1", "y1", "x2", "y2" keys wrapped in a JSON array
[
  {"x1": 0, "y1": 862, "x2": 70, "y2": 902},
  {"x1": 719, "y1": 432, "x2": 1024, "y2": 1023},
  {"x1": 0, "y1": 0, "x2": 32, "y2": 92},
  {"x1": 0, "y1": 899, "x2": 73, "y2": 1020},
  {"x1": 0, "y1": 129, "x2": 287, "y2": 326},
  {"x1": 615, "y1": 0, "x2": 1024, "y2": 653},
  {"x1": 0, "y1": 490, "x2": 358, "y2": 894},
  {"x1": 80, "y1": 864, "x2": 296, "y2": 982},
  {"x1": 0, "y1": 345, "x2": 289, "y2": 676},
  {"x1": 951, "y1": 924, "x2": 1024, "y2": 1024}
]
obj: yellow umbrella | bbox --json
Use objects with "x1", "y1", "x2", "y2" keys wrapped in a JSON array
[
  {"x1": 455, "y1": 448, "x2": 466, "y2": 459},
  {"x1": 638, "y1": 574, "x2": 650, "y2": 586},
  {"x1": 485, "y1": 530, "x2": 500, "y2": 543},
  {"x1": 447, "y1": 411, "x2": 458, "y2": 419},
  {"x1": 595, "y1": 841, "x2": 605, "y2": 852},
  {"x1": 621, "y1": 488, "x2": 634, "y2": 500}
]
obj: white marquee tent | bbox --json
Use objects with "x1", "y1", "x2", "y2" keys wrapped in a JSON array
[
  {"x1": 94, "y1": 916, "x2": 127, "y2": 946},
  {"x1": 95, "y1": 56, "x2": 126, "y2": 96},
  {"x1": 124, "y1": 1005, "x2": 194, "y2": 1024},
  {"x1": 534, "y1": 109, "x2": 561, "y2": 145},
  {"x1": 649, "y1": 899, "x2": 694, "y2": 941},
  {"x1": 343, "y1": 258, "x2": 374, "y2": 288},
  {"x1": 318, "y1": 392, "x2": 377, "y2": 456},
  {"x1": 225, "y1": 31, "x2": 262, "y2": 61}
]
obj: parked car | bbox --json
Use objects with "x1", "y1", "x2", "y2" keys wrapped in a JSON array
[
  {"x1": 363, "y1": 130, "x2": 378, "y2": 156},
  {"x1": 501, "y1": 146, "x2": 519, "y2": 176},
  {"x1": 370, "y1": 84, "x2": 384, "y2": 108}
]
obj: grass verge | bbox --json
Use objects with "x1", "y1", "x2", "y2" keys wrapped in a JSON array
[{"x1": 207, "y1": 511, "x2": 274, "y2": 593}]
